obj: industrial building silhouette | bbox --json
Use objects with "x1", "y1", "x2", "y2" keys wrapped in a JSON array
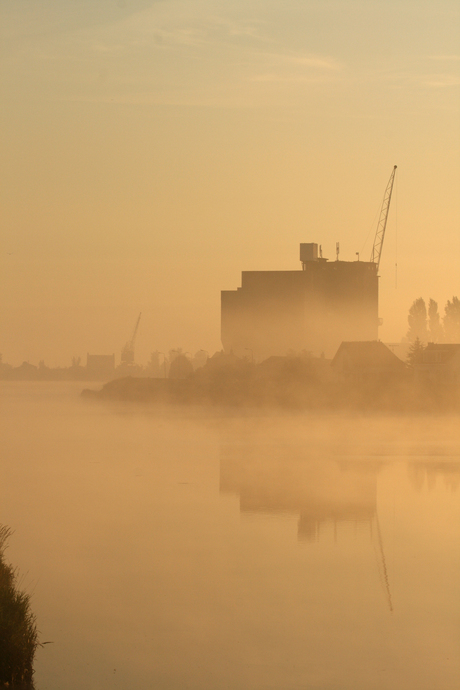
[{"x1": 221, "y1": 243, "x2": 379, "y2": 360}]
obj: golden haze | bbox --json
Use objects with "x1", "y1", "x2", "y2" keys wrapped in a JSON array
[{"x1": 1, "y1": 0, "x2": 459, "y2": 365}]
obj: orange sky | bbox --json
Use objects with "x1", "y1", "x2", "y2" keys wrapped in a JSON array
[{"x1": 1, "y1": 0, "x2": 459, "y2": 366}]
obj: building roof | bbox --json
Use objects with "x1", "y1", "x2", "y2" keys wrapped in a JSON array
[
  {"x1": 422, "y1": 343, "x2": 460, "y2": 364},
  {"x1": 331, "y1": 341, "x2": 407, "y2": 372}
]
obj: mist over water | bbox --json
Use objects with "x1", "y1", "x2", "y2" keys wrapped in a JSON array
[{"x1": 1, "y1": 382, "x2": 460, "y2": 689}]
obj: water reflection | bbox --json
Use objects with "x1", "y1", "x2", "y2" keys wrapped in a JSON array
[
  {"x1": 4, "y1": 383, "x2": 460, "y2": 690},
  {"x1": 408, "y1": 461, "x2": 460, "y2": 493},
  {"x1": 220, "y1": 443, "x2": 460, "y2": 621},
  {"x1": 220, "y1": 445, "x2": 383, "y2": 541}
]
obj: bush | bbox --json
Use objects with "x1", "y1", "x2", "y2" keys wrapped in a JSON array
[{"x1": 0, "y1": 526, "x2": 38, "y2": 688}]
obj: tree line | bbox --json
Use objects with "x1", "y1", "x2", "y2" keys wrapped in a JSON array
[{"x1": 407, "y1": 297, "x2": 460, "y2": 344}]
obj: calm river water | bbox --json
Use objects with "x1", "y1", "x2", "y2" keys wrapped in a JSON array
[{"x1": 1, "y1": 382, "x2": 459, "y2": 689}]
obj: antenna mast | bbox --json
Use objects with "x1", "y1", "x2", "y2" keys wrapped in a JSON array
[{"x1": 370, "y1": 165, "x2": 397, "y2": 272}]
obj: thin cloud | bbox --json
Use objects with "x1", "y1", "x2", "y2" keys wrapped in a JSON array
[
  {"x1": 249, "y1": 51, "x2": 343, "y2": 84},
  {"x1": 263, "y1": 52, "x2": 342, "y2": 70},
  {"x1": 113, "y1": 5, "x2": 270, "y2": 50},
  {"x1": 428, "y1": 55, "x2": 460, "y2": 62},
  {"x1": 206, "y1": 15, "x2": 269, "y2": 42},
  {"x1": 249, "y1": 73, "x2": 335, "y2": 84},
  {"x1": 422, "y1": 74, "x2": 460, "y2": 88},
  {"x1": 356, "y1": 58, "x2": 460, "y2": 91},
  {"x1": 149, "y1": 27, "x2": 206, "y2": 48}
]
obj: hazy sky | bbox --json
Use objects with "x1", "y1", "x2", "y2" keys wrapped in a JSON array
[{"x1": 1, "y1": 0, "x2": 459, "y2": 366}]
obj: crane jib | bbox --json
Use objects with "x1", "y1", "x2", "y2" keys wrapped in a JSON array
[{"x1": 370, "y1": 165, "x2": 397, "y2": 272}]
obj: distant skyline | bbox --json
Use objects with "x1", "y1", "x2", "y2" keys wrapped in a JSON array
[{"x1": 1, "y1": 0, "x2": 459, "y2": 366}]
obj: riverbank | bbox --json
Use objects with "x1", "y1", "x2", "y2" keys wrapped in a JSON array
[{"x1": 81, "y1": 355, "x2": 460, "y2": 412}]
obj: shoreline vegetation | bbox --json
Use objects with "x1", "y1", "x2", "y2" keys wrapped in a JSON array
[
  {"x1": 81, "y1": 352, "x2": 460, "y2": 412},
  {"x1": 0, "y1": 527, "x2": 38, "y2": 690}
]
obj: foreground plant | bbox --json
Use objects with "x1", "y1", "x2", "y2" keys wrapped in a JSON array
[{"x1": 0, "y1": 526, "x2": 38, "y2": 689}]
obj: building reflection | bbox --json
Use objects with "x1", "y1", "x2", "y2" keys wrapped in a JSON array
[
  {"x1": 220, "y1": 444, "x2": 394, "y2": 607},
  {"x1": 408, "y1": 461, "x2": 460, "y2": 493},
  {"x1": 220, "y1": 444, "x2": 382, "y2": 542},
  {"x1": 220, "y1": 445, "x2": 460, "y2": 614}
]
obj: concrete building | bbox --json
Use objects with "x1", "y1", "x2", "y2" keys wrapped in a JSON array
[{"x1": 221, "y1": 243, "x2": 379, "y2": 360}]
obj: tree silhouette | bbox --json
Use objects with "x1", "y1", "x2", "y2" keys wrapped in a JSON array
[
  {"x1": 443, "y1": 297, "x2": 460, "y2": 343},
  {"x1": 406, "y1": 337, "x2": 425, "y2": 368},
  {"x1": 428, "y1": 299, "x2": 443, "y2": 343},
  {"x1": 407, "y1": 298, "x2": 428, "y2": 343},
  {"x1": 168, "y1": 354, "x2": 193, "y2": 379}
]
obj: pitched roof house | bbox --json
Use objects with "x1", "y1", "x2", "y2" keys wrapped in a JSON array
[{"x1": 331, "y1": 341, "x2": 407, "y2": 381}]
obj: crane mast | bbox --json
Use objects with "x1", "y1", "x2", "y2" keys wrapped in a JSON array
[
  {"x1": 121, "y1": 312, "x2": 142, "y2": 365},
  {"x1": 370, "y1": 165, "x2": 397, "y2": 272}
]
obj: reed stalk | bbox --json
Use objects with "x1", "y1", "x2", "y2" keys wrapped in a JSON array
[{"x1": 0, "y1": 526, "x2": 38, "y2": 689}]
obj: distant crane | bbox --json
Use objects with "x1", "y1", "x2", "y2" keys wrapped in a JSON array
[
  {"x1": 370, "y1": 165, "x2": 397, "y2": 272},
  {"x1": 121, "y1": 312, "x2": 141, "y2": 365}
]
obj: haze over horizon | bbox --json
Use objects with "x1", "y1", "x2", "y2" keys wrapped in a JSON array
[{"x1": 1, "y1": 0, "x2": 459, "y2": 367}]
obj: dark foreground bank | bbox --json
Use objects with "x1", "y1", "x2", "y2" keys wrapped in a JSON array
[{"x1": 0, "y1": 527, "x2": 38, "y2": 689}]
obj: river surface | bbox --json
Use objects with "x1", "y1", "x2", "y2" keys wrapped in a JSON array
[{"x1": 1, "y1": 382, "x2": 459, "y2": 689}]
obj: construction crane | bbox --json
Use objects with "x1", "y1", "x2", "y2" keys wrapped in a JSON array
[
  {"x1": 370, "y1": 165, "x2": 397, "y2": 272},
  {"x1": 121, "y1": 312, "x2": 141, "y2": 365}
]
